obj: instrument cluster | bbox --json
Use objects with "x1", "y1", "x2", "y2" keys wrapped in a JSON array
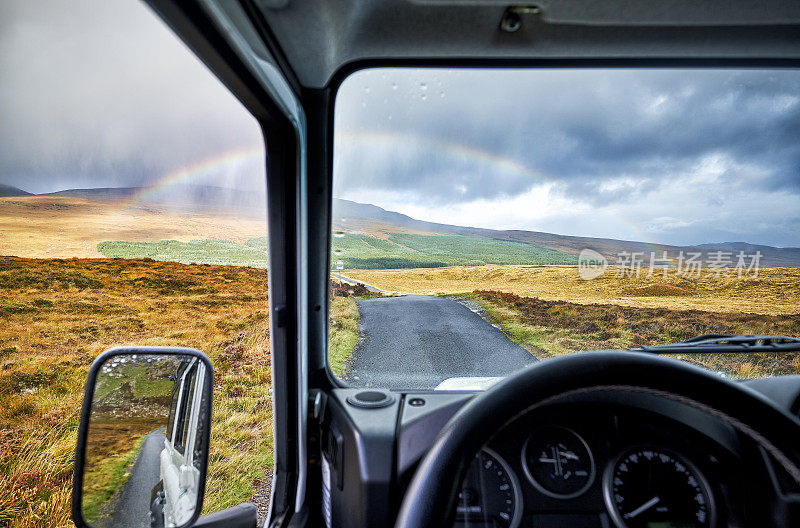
[{"x1": 454, "y1": 405, "x2": 736, "y2": 528}]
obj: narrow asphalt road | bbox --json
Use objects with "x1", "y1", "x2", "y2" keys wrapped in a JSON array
[
  {"x1": 344, "y1": 295, "x2": 536, "y2": 389},
  {"x1": 105, "y1": 428, "x2": 165, "y2": 528}
]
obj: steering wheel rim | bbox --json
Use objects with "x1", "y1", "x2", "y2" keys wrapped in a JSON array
[{"x1": 394, "y1": 351, "x2": 800, "y2": 528}]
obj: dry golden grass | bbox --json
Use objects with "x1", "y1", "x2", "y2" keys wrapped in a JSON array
[
  {"x1": 0, "y1": 257, "x2": 272, "y2": 528},
  {"x1": 345, "y1": 265, "x2": 800, "y2": 316},
  {"x1": 471, "y1": 290, "x2": 800, "y2": 378},
  {"x1": 0, "y1": 196, "x2": 266, "y2": 258}
]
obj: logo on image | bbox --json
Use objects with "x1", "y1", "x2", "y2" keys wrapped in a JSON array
[{"x1": 578, "y1": 249, "x2": 608, "y2": 281}]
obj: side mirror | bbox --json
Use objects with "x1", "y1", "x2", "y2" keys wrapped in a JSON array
[{"x1": 72, "y1": 347, "x2": 213, "y2": 528}]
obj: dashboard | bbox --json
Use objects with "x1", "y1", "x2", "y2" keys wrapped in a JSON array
[
  {"x1": 455, "y1": 402, "x2": 745, "y2": 528},
  {"x1": 317, "y1": 376, "x2": 800, "y2": 528}
]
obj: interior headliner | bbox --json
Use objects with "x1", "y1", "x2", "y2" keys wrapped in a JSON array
[{"x1": 253, "y1": 0, "x2": 800, "y2": 88}]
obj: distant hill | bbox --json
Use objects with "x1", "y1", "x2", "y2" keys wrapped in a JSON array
[
  {"x1": 4, "y1": 185, "x2": 797, "y2": 267},
  {"x1": 43, "y1": 187, "x2": 142, "y2": 200},
  {"x1": 43, "y1": 184, "x2": 266, "y2": 214},
  {"x1": 0, "y1": 184, "x2": 33, "y2": 197},
  {"x1": 332, "y1": 198, "x2": 800, "y2": 268}
]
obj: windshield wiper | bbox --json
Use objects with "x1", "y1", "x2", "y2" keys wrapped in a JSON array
[{"x1": 632, "y1": 334, "x2": 800, "y2": 354}]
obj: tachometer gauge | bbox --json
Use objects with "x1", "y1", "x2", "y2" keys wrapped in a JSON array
[
  {"x1": 522, "y1": 425, "x2": 595, "y2": 499},
  {"x1": 604, "y1": 447, "x2": 716, "y2": 528},
  {"x1": 456, "y1": 448, "x2": 522, "y2": 528}
]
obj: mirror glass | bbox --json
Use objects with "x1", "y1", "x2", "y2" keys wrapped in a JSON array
[{"x1": 80, "y1": 353, "x2": 210, "y2": 528}]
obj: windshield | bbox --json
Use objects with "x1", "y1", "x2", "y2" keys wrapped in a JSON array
[{"x1": 329, "y1": 67, "x2": 800, "y2": 390}]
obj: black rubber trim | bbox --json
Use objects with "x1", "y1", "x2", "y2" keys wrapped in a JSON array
[
  {"x1": 315, "y1": 58, "x2": 800, "y2": 390},
  {"x1": 325, "y1": 57, "x2": 800, "y2": 93},
  {"x1": 346, "y1": 390, "x2": 396, "y2": 409}
]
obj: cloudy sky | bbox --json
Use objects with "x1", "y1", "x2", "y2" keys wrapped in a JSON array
[
  {"x1": 1, "y1": 2, "x2": 798, "y2": 247},
  {"x1": 334, "y1": 68, "x2": 800, "y2": 247},
  {"x1": 0, "y1": 0, "x2": 264, "y2": 195}
]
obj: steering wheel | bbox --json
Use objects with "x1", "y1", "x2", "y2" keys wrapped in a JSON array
[{"x1": 394, "y1": 351, "x2": 800, "y2": 528}]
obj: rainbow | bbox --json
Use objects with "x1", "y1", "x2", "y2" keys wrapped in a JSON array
[
  {"x1": 113, "y1": 146, "x2": 264, "y2": 211},
  {"x1": 335, "y1": 130, "x2": 666, "y2": 253},
  {"x1": 113, "y1": 132, "x2": 669, "y2": 257},
  {"x1": 335, "y1": 129, "x2": 546, "y2": 183}
]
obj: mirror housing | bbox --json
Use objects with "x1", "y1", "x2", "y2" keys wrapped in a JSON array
[{"x1": 71, "y1": 347, "x2": 213, "y2": 528}]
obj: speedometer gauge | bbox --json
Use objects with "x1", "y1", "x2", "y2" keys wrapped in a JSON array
[
  {"x1": 456, "y1": 448, "x2": 522, "y2": 528},
  {"x1": 604, "y1": 447, "x2": 716, "y2": 528}
]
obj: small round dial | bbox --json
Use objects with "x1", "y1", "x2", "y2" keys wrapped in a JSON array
[
  {"x1": 522, "y1": 425, "x2": 595, "y2": 499},
  {"x1": 604, "y1": 447, "x2": 715, "y2": 528},
  {"x1": 456, "y1": 448, "x2": 522, "y2": 528}
]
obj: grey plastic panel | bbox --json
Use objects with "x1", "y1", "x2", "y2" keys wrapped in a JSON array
[
  {"x1": 256, "y1": 0, "x2": 800, "y2": 87},
  {"x1": 744, "y1": 375, "x2": 800, "y2": 415},
  {"x1": 321, "y1": 389, "x2": 402, "y2": 528},
  {"x1": 397, "y1": 393, "x2": 474, "y2": 480}
]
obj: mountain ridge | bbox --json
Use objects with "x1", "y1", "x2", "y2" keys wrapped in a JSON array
[
  {"x1": 0, "y1": 184, "x2": 33, "y2": 197},
  {"x1": 42, "y1": 184, "x2": 265, "y2": 211},
  {"x1": 3, "y1": 185, "x2": 797, "y2": 267},
  {"x1": 332, "y1": 198, "x2": 800, "y2": 267}
]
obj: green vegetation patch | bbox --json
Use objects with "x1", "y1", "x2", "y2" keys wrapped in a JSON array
[
  {"x1": 331, "y1": 233, "x2": 577, "y2": 269},
  {"x1": 93, "y1": 361, "x2": 175, "y2": 403},
  {"x1": 97, "y1": 233, "x2": 576, "y2": 270},
  {"x1": 389, "y1": 234, "x2": 578, "y2": 266},
  {"x1": 328, "y1": 296, "x2": 360, "y2": 378},
  {"x1": 344, "y1": 257, "x2": 448, "y2": 269},
  {"x1": 97, "y1": 238, "x2": 268, "y2": 268}
]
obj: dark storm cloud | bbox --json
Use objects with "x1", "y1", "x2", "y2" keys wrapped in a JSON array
[
  {"x1": 3, "y1": 2, "x2": 798, "y2": 245},
  {"x1": 334, "y1": 133, "x2": 537, "y2": 204},
  {"x1": 0, "y1": 0, "x2": 262, "y2": 194},
  {"x1": 334, "y1": 68, "x2": 800, "y2": 206}
]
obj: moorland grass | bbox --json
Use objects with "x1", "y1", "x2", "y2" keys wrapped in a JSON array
[
  {"x1": 470, "y1": 290, "x2": 800, "y2": 378},
  {"x1": 0, "y1": 257, "x2": 273, "y2": 528},
  {"x1": 343, "y1": 265, "x2": 800, "y2": 315},
  {"x1": 0, "y1": 196, "x2": 268, "y2": 259}
]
